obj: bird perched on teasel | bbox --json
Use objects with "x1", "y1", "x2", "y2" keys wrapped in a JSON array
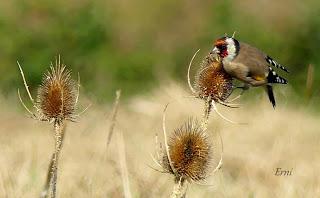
[{"x1": 211, "y1": 34, "x2": 289, "y2": 108}]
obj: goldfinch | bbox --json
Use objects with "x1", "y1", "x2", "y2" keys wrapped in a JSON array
[{"x1": 211, "y1": 36, "x2": 289, "y2": 107}]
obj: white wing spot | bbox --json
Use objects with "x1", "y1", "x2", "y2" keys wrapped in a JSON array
[{"x1": 272, "y1": 60, "x2": 277, "y2": 66}]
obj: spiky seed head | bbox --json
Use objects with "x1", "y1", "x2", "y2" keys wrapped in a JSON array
[
  {"x1": 37, "y1": 58, "x2": 77, "y2": 121},
  {"x1": 162, "y1": 119, "x2": 214, "y2": 182},
  {"x1": 195, "y1": 54, "x2": 233, "y2": 102}
]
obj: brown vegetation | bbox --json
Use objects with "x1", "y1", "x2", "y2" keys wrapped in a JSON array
[{"x1": 0, "y1": 83, "x2": 318, "y2": 197}]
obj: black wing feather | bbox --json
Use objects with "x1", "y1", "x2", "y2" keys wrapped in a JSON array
[{"x1": 266, "y1": 56, "x2": 289, "y2": 73}]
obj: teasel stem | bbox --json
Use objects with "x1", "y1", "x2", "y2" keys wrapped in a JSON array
[
  {"x1": 305, "y1": 64, "x2": 314, "y2": 101},
  {"x1": 40, "y1": 154, "x2": 54, "y2": 198},
  {"x1": 117, "y1": 129, "x2": 132, "y2": 198},
  {"x1": 106, "y1": 90, "x2": 121, "y2": 149},
  {"x1": 41, "y1": 121, "x2": 66, "y2": 198},
  {"x1": 170, "y1": 177, "x2": 187, "y2": 198},
  {"x1": 49, "y1": 119, "x2": 65, "y2": 198},
  {"x1": 201, "y1": 97, "x2": 212, "y2": 131}
]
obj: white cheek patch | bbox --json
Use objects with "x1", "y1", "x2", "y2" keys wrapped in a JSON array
[{"x1": 225, "y1": 38, "x2": 237, "y2": 61}]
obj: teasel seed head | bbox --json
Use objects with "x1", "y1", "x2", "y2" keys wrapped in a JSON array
[
  {"x1": 195, "y1": 54, "x2": 233, "y2": 102},
  {"x1": 162, "y1": 118, "x2": 214, "y2": 182},
  {"x1": 37, "y1": 58, "x2": 77, "y2": 121}
]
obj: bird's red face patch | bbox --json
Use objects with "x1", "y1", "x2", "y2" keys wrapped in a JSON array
[
  {"x1": 214, "y1": 38, "x2": 228, "y2": 58},
  {"x1": 214, "y1": 38, "x2": 226, "y2": 46}
]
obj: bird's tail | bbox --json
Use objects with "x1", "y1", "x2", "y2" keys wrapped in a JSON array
[{"x1": 266, "y1": 85, "x2": 276, "y2": 108}]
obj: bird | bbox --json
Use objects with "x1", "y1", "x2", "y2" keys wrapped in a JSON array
[{"x1": 210, "y1": 35, "x2": 289, "y2": 108}]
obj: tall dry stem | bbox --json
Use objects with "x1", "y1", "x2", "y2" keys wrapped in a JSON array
[
  {"x1": 41, "y1": 122, "x2": 66, "y2": 198},
  {"x1": 201, "y1": 97, "x2": 212, "y2": 130},
  {"x1": 117, "y1": 129, "x2": 132, "y2": 198},
  {"x1": 170, "y1": 177, "x2": 187, "y2": 198},
  {"x1": 49, "y1": 120, "x2": 65, "y2": 198},
  {"x1": 305, "y1": 64, "x2": 314, "y2": 101},
  {"x1": 106, "y1": 90, "x2": 121, "y2": 149}
]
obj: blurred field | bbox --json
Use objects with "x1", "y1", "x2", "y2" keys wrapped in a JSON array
[
  {"x1": 1, "y1": 1, "x2": 320, "y2": 197},
  {"x1": 1, "y1": 0, "x2": 320, "y2": 100},
  {"x1": 0, "y1": 84, "x2": 319, "y2": 198}
]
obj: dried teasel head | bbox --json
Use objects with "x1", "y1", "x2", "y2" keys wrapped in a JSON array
[
  {"x1": 195, "y1": 53, "x2": 233, "y2": 102},
  {"x1": 187, "y1": 51, "x2": 243, "y2": 125},
  {"x1": 36, "y1": 58, "x2": 77, "y2": 121},
  {"x1": 161, "y1": 119, "x2": 215, "y2": 182}
]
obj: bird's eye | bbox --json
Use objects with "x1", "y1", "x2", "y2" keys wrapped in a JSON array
[{"x1": 216, "y1": 44, "x2": 227, "y2": 52}]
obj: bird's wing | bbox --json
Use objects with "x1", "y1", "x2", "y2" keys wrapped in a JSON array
[
  {"x1": 265, "y1": 55, "x2": 290, "y2": 73},
  {"x1": 231, "y1": 42, "x2": 269, "y2": 79}
]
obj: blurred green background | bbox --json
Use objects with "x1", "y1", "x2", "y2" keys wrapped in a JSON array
[{"x1": 1, "y1": 0, "x2": 319, "y2": 102}]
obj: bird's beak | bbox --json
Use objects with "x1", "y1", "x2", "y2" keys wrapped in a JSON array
[{"x1": 210, "y1": 47, "x2": 220, "y2": 55}]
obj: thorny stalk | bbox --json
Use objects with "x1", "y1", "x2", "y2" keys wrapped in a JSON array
[
  {"x1": 41, "y1": 123, "x2": 66, "y2": 198},
  {"x1": 170, "y1": 177, "x2": 187, "y2": 198},
  {"x1": 49, "y1": 120, "x2": 65, "y2": 198},
  {"x1": 201, "y1": 96, "x2": 212, "y2": 130},
  {"x1": 306, "y1": 64, "x2": 314, "y2": 100},
  {"x1": 106, "y1": 90, "x2": 121, "y2": 149},
  {"x1": 117, "y1": 130, "x2": 132, "y2": 198},
  {"x1": 40, "y1": 154, "x2": 54, "y2": 198}
]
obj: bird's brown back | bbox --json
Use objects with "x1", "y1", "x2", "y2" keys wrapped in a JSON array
[{"x1": 232, "y1": 42, "x2": 269, "y2": 79}]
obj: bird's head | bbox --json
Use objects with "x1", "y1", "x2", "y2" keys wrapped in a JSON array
[{"x1": 211, "y1": 36, "x2": 240, "y2": 61}]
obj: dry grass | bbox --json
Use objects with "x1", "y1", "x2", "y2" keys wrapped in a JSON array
[{"x1": 0, "y1": 83, "x2": 319, "y2": 197}]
